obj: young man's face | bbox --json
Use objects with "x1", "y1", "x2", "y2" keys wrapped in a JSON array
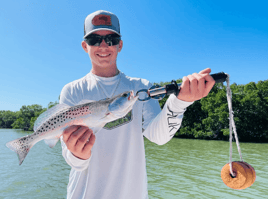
[{"x1": 82, "y1": 30, "x2": 123, "y2": 69}]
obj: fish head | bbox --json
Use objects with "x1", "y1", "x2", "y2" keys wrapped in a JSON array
[{"x1": 108, "y1": 90, "x2": 138, "y2": 118}]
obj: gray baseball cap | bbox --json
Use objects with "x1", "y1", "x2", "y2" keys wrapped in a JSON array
[{"x1": 84, "y1": 10, "x2": 121, "y2": 39}]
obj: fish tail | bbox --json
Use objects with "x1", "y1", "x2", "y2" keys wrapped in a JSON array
[{"x1": 6, "y1": 135, "x2": 35, "y2": 165}]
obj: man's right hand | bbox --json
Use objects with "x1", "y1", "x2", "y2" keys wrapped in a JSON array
[{"x1": 62, "y1": 125, "x2": 96, "y2": 160}]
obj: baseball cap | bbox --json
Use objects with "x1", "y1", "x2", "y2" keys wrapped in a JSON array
[{"x1": 84, "y1": 10, "x2": 121, "y2": 39}]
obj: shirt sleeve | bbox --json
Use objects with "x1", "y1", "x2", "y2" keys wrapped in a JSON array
[
  {"x1": 143, "y1": 94, "x2": 194, "y2": 145},
  {"x1": 59, "y1": 84, "x2": 91, "y2": 171},
  {"x1": 59, "y1": 84, "x2": 76, "y2": 106}
]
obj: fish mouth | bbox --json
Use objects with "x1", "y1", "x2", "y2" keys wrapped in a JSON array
[{"x1": 128, "y1": 90, "x2": 137, "y2": 101}]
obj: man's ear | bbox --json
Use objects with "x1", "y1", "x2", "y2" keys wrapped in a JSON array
[
  {"x1": 118, "y1": 40, "x2": 123, "y2": 52},
  {"x1": 81, "y1": 41, "x2": 89, "y2": 53}
]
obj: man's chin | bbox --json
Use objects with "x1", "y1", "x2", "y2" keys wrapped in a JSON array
[{"x1": 97, "y1": 61, "x2": 116, "y2": 67}]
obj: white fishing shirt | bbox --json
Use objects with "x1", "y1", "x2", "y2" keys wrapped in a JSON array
[{"x1": 59, "y1": 71, "x2": 193, "y2": 199}]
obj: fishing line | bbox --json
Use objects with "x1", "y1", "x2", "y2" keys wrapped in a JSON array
[{"x1": 226, "y1": 74, "x2": 243, "y2": 177}]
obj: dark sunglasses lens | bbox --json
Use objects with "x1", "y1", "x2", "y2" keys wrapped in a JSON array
[
  {"x1": 85, "y1": 37, "x2": 101, "y2": 46},
  {"x1": 105, "y1": 37, "x2": 120, "y2": 46},
  {"x1": 85, "y1": 34, "x2": 120, "y2": 46}
]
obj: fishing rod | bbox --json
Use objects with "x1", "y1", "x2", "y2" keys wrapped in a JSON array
[{"x1": 136, "y1": 72, "x2": 228, "y2": 101}]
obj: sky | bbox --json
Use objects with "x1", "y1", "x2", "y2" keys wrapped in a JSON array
[{"x1": 0, "y1": 0, "x2": 267, "y2": 112}]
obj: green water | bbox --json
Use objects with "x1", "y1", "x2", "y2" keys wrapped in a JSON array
[{"x1": 1, "y1": 129, "x2": 267, "y2": 199}]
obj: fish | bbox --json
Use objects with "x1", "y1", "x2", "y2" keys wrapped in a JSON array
[{"x1": 6, "y1": 90, "x2": 138, "y2": 165}]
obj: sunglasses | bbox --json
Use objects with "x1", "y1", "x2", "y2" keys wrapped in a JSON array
[{"x1": 85, "y1": 33, "x2": 121, "y2": 46}]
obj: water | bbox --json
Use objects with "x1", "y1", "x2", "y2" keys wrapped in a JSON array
[{"x1": 1, "y1": 129, "x2": 267, "y2": 199}]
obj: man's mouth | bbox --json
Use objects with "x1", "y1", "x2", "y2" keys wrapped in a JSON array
[{"x1": 97, "y1": 53, "x2": 111, "y2": 58}]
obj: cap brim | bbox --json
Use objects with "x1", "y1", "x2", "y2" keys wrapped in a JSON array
[{"x1": 84, "y1": 28, "x2": 121, "y2": 39}]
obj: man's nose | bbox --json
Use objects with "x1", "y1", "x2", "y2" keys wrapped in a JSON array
[{"x1": 99, "y1": 39, "x2": 108, "y2": 47}]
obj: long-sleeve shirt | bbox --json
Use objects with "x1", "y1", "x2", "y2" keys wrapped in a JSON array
[{"x1": 59, "y1": 71, "x2": 193, "y2": 199}]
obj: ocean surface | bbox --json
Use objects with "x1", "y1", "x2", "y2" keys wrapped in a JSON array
[{"x1": 1, "y1": 129, "x2": 267, "y2": 199}]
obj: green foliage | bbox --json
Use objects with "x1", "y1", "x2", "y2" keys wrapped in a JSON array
[
  {"x1": 0, "y1": 110, "x2": 18, "y2": 128},
  {"x1": 0, "y1": 102, "x2": 57, "y2": 131},
  {"x1": 11, "y1": 104, "x2": 44, "y2": 131},
  {"x1": 11, "y1": 117, "x2": 25, "y2": 129}
]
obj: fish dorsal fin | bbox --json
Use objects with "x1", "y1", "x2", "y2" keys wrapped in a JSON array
[
  {"x1": 77, "y1": 99, "x2": 95, "y2": 105},
  {"x1": 34, "y1": 103, "x2": 70, "y2": 132}
]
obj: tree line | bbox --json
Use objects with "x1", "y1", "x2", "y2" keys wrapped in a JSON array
[
  {"x1": 1, "y1": 80, "x2": 268, "y2": 142},
  {"x1": 0, "y1": 102, "x2": 58, "y2": 131},
  {"x1": 157, "y1": 79, "x2": 268, "y2": 142}
]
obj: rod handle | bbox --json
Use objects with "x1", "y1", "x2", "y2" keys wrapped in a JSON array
[{"x1": 210, "y1": 72, "x2": 228, "y2": 84}]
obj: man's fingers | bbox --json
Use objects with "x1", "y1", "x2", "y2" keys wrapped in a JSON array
[
  {"x1": 76, "y1": 129, "x2": 93, "y2": 151},
  {"x1": 187, "y1": 74, "x2": 198, "y2": 95},
  {"x1": 199, "y1": 68, "x2": 211, "y2": 74},
  {"x1": 203, "y1": 75, "x2": 215, "y2": 96},
  {"x1": 62, "y1": 125, "x2": 80, "y2": 143},
  {"x1": 192, "y1": 73, "x2": 205, "y2": 96},
  {"x1": 181, "y1": 76, "x2": 190, "y2": 93},
  {"x1": 83, "y1": 133, "x2": 96, "y2": 152},
  {"x1": 67, "y1": 126, "x2": 88, "y2": 147},
  {"x1": 198, "y1": 68, "x2": 215, "y2": 97}
]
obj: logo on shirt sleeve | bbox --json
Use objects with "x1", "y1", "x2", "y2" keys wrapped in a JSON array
[{"x1": 167, "y1": 105, "x2": 180, "y2": 134}]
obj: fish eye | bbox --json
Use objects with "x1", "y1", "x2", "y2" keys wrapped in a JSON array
[{"x1": 122, "y1": 93, "x2": 128, "y2": 97}]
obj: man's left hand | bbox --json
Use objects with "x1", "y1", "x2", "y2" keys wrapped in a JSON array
[{"x1": 177, "y1": 68, "x2": 215, "y2": 102}]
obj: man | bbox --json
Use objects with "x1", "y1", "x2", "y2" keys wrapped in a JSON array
[{"x1": 60, "y1": 10, "x2": 215, "y2": 199}]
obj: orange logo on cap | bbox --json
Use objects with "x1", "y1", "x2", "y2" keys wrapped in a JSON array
[{"x1": 92, "y1": 14, "x2": 112, "y2": 26}]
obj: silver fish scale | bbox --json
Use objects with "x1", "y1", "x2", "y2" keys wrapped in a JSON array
[
  {"x1": 36, "y1": 98, "x2": 113, "y2": 135},
  {"x1": 36, "y1": 104, "x2": 92, "y2": 135}
]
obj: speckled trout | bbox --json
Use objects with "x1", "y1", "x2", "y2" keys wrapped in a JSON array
[{"x1": 6, "y1": 90, "x2": 138, "y2": 165}]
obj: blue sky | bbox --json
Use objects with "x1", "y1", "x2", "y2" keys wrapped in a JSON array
[{"x1": 1, "y1": 0, "x2": 267, "y2": 112}]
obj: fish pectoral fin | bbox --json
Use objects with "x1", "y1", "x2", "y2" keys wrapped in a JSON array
[
  {"x1": 91, "y1": 124, "x2": 106, "y2": 134},
  {"x1": 44, "y1": 137, "x2": 60, "y2": 148}
]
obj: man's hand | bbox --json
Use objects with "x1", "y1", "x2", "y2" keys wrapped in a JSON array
[
  {"x1": 63, "y1": 125, "x2": 96, "y2": 160},
  {"x1": 177, "y1": 68, "x2": 215, "y2": 102}
]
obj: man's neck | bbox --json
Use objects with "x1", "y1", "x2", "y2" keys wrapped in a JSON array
[{"x1": 91, "y1": 66, "x2": 119, "y2": 78}]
